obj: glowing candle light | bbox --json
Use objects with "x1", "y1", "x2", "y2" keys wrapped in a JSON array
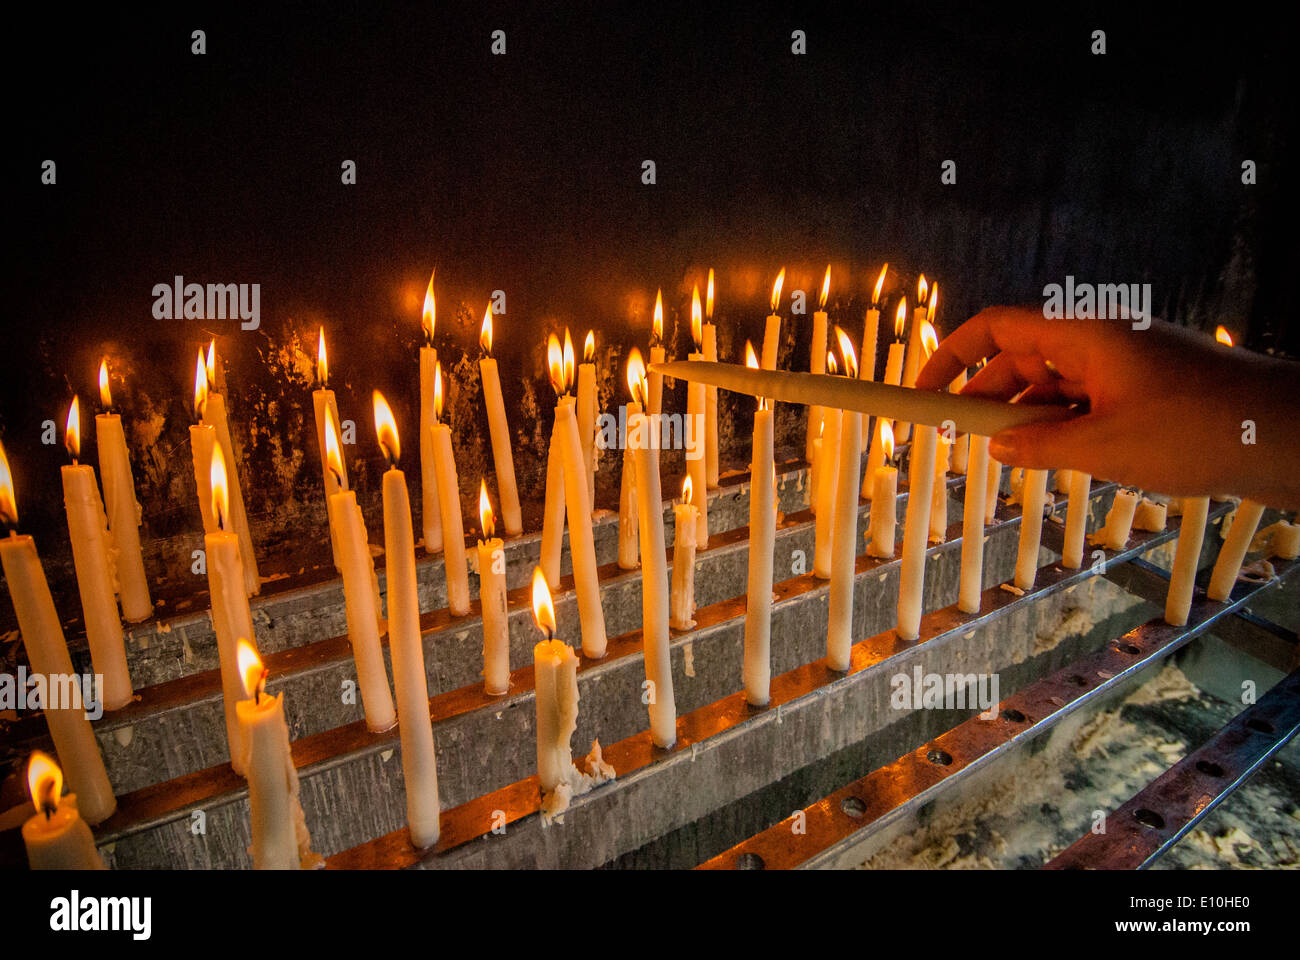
[
  {"x1": 94, "y1": 360, "x2": 151, "y2": 622},
  {"x1": 648, "y1": 289, "x2": 666, "y2": 418},
  {"x1": 419, "y1": 272, "x2": 444, "y2": 553},
  {"x1": 807, "y1": 265, "x2": 831, "y2": 465},
  {"x1": 202, "y1": 341, "x2": 259, "y2": 595},
  {"x1": 577, "y1": 329, "x2": 597, "y2": 506},
  {"x1": 431, "y1": 362, "x2": 470, "y2": 616},
  {"x1": 762, "y1": 268, "x2": 785, "y2": 370},
  {"x1": 1215, "y1": 326, "x2": 1234, "y2": 346},
  {"x1": 190, "y1": 351, "x2": 218, "y2": 533},
  {"x1": 618, "y1": 352, "x2": 642, "y2": 570},
  {"x1": 703, "y1": 268, "x2": 719, "y2": 488},
  {"x1": 0, "y1": 445, "x2": 115, "y2": 825},
  {"x1": 477, "y1": 481, "x2": 509, "y2": 695},
  {"x1": 686, "y1": 286, "x2": 709, "y2": 548},
  {"x1": 860, "y1": 263, "x2": 888, "y2": 384},
  {"x1": 60, "y1": 395, "x2": 132, "y2": 711},
  {"x1": 743, "y1": 342, "x2": 776, "y2": 704},
  {"x1": 897, "y1": 275, "x2": 929, "y2": 444},
  {"x1": 539, "y1": 335, "x2": 569, "y2": 586},
  {"x1": 864, "y1": 299, "x2": 908, "y2": 496},
  {"x1": 21, "y1": 752, "x2": 104, "y2": 870},
  {"x1": 531, "y1": 567, "x2": 586, "y2": 799},
  {"x1": 670, "y1": 476, "x2": 698, "y2": 630},
  {"x1": 827, "y1": 327, "x2": 862, "y2": 672},
  {"x1": 476, "y1": 302, "x2": 523, "y2": 538},
  {"x1": 867, "y1": 421, "x2": 898, "y2": 559},
  {"x1": 897, "y1": 322, "x2": 939, "y2": 642},
  {"x1": 374, "y1": 392, "x2": 441, "y2": 849},
  {"x1": 312, "y1": 328, "x2": 347, "y2": 571}
]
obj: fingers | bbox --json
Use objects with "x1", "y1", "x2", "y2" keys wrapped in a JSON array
[{"x1": 989, "y1": 411, "x2": 1123, "y2": 475}]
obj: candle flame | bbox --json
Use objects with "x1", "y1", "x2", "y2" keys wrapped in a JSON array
[
  {"x1": 819, "y1": 265, "x2": 831, "y2": 309},
  {"x1": 210, "y1": 441, "x2": 229, "y2": 531},
  {"x1": 531, "y1": 566, "x2": 556, "y2": 639},
  {"x1": 894, "y1": 298, "x2": 907, "y2": 340},
  {"x1": 834, "y1": 326, "x2": 858, "y2": 379},
  {"x1": 926, "y1": 282, "x2": 939, "y2": 324},
  {"x1": 372, "y1": 390, "x2": 400, "y2": 465},
  {"x1": 873, "y1": 263, "x2": 889, "y2": 306},
  {"x1": 27, "y1": 751, "x2": 61, "y2": 817},
  {"x1": 691, "y1": 285, "x2": 703, "y2": 350},
  {"x1": 920, "y1": 321, "x2": 939, "y2": 360},
  {"x1": 563, "y1": 329, "x2": 575, "y2": 392},
  {"x1": 194, "y1": 350, "x2": 209, "y2": 420},
  {"x1": 917, "y1": 274, "x2": 929, "y2": 307},
  {"x1": 653, "y1": 289, "x2": 664, "y2": 342},
  {"x1": 317, "y1": 327, "x2": 328, "y2": 388},
  {"x1": 1215, "y1": 325, "x2": 1233, "y2": 346},
  {"x1": 770, "y1": 268, "x2": 786, "y2": 313},
  {"x1": 421, "y1": 270, "x2": 436, "y2": 345},
  {"x1": 206, "y1": 340, "x2": 216, "y2": 390},
  {"x1": 881, "y1": 420, "x2": 895, "y2": 461},
  {"x1": 547, "y1": 334, "x2": 565, "y2": 396},
  {"x1": 480, "y1": 304, "x2": 493, "y2": 354},
  {"x1": 236, "y1": 638, "x2": 266, "y2": 700},
  {"x1": 433, "y1": 361, "x2": 444, "y2": 421},
  {"x1": 0, "y1": 439, "x2": 16, "y2": 527},
  {"x1": 584, "y1": 329, "x2": 595, "y2": 363},
  {"x1": 98, "y1": 359, "x2": 112, "y2": 410},
  {"x1": 325, "y1": 407, "x2": 344, "y2": 487},
  {"x1": 64, "y1": 396, "x2": 80, "y2": 461},
  {"x1": 682, "y1": 474, "x2": 693, "y2": 507},
  {"x1": 706, "y1": 268, "x2": 715, "y2": 318},
  {"x1": 745, "y1": 340, "x2": 759, "y2": 369},
  {"x1": 827, "y1": 350, "x2": 838, "y2": 375},
  {"x1": 627, "y1": 347, "x2": 646, "y2": 405},
  {"x1": 479, "y1": 479, "x2": 495, "y2": 539}
]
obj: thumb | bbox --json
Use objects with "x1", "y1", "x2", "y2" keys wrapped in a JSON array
[{"x1": 988, "y1": 411, "x2": 1121, "y2": 472}]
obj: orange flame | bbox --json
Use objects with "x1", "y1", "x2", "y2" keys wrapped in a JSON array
[
  {"x1": 917, "y1": 274, "x2": 928, "y2": 307},
  {"x1": 926, "y1": 282, "x2": 939, "y2": 324},
  {"x1": 1215, "y1": 325, "x2": 1233, "y2": 347},
  {"x1": 653, "y1": 289, "x2": 664, "y2": 342},
  {"x1": 894, "y1": 298, "x2": 907, "y2": 340},
  {"x1": 27, "y1": 751, "x2": 61, "y2": 816},
  {"x1": 206, "y1": 340, "x2": 216, "y2": 390},
  {"x1": 480, "y1": 303, "x2": 493, "y2": 354},
  {"x1": 563, "y1": 329, "x2": 575, "y2": 392},
  {"x1": 920, "y1": 321, "x2": 939, "y2": 360},
  {"x1": 682, "y1": 474, "x2": 693, "y2": 507},
  {"x1": 316, "y1": 327, "x2": 329, "y2": 388},
  {"x1": 433, "y1": 361, "x2": 444, "y2": 421},
  {"x1": 873, "y1": 263, "x2": 889, "y2": 306},
  {"x1": 881, "y1": 420, "x2": 895, "y2": 461},
  {"x1": 547, "y1": 334, "x2": 565, "y2": 396},
  {"x1": 745, "y1": 340, "x2": 759, "y2": 369},
  {"x1": 421, "y1": 270, "x2": 436, "y2": 345},
  {"x1": 64, "y1": 396, "x2": 80, "y2": 461},
  {"x1": 834, "y1": 326, "x2": 858, "y2": 379},
  {"x1": 236, "y1": 638, "x2": 266, "y2": 700},
  {"x1": 479, "y1": 479, "x2": 495, "y2": 539},
  {"x1": 584, "y1": 329, "x2": 595, "y2": 363},
  {"x1": 531, "y1": 566, "x2": 556, "y2": 639},
  {"x1": 325, "y1": 408, "x2": 344, "y2": 487},
  {"x1": 706, "y1": 268, "x2": 715, "y2": 319},
  {"x1": 98, "y1": 359, "x2": 112, "y2": 409},
  {"x1": 691, "y1": 285, "x2": 702, "y2": 351},
  {"x1": 373, "y1": 390, "x2": 400, "y2": 465},
  {"x1": 0, "y1": 439, "x2": 16, "y2": 527},
  {"x1": 627, "y1": 347, "x2": 646, "y2": 406},
  {"x1": 827, "y1": 350, "x2": 838, "y2": 375},
  {"x1": 210, "y1": 441, "x2": 229, "y2": 531},
  {"x1": 819, "y1": 265, "x2": 831, "y2": 309},
  {"x1": 770, "y1": 268, "x2": 786, "y2": 313},
  {"x1": 194, "y1": 349, "x2": 209, "y2": 420}
]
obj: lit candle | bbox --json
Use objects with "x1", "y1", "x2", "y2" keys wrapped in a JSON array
[
  {"x1": 1013, "y1": 468, "x2": 1049, "y2": 590},
  {"x1": 860, "y1": 263, "x2": 888, "y2": 384},
  {"x1": 311, "y1": 329, "x2": 346, "y2": 570},
  {"x1": 554, "y1": 335, "x2": 608, "y2": 660},
  {"x1": 1207, "y1": 499, "x2": 1265, "y2": 601},
  {"x1": 479, "y1": 304, "x2": 524, "y2": 539},
  {"x1": 864, "y1": 299, "x2": 908, "y2": 496},
  {"x1": 813, "y1": 375, "x2": 842, "y2": 578},
  {"x1": 742, "y1": 342, "x2": 775, "y2": 704},
  {"x1": 957, "y1": 434, "x2": 989, "y2": 612},
  {"x1": 628, "y1": 355, "x2": 676, "y2": 747},
  {"x1": 897, "y1": 322, "x2": 939, "y2": 642},
  {"x1": 670, "y1": 476, "x2": 698, "y2": 630},
  {"x1": 205, "y1": 443, "x2": 256, "y2": 774},
  {"x1": 807, "y1": 265, "x2": 831, "y2": 465},
  {"x1": 374, "y1": 392, "x2": 441, "y2": 849},
  {"x1": 94, "y1": 361, "x2": 151, "y2": 622},
  {"x1": 929, "y1": 435, "x2": 952, "y2": 543},
  {"x1": 577, "y1": 330, "x2": 597, "y2": 506},
  {"x1": 323, "y1": 412, "x2": 395, "y2": 732},
  {"x1": 827, "y1": 328, "x2": 862, "y2": 672},
  {"x1": 762, "y1": 268, "x2": 784, "y2": 371},
  {"x1": 648, "y1": 290, "x2": 666, "y2": 418},
  {"x1": 190, "y1": 351, "x2": 218, "y2": 534},
  {"x1": 703, "y1": 269, "x2": 719, "y2": 489},
  {"x1": 686, "y1": 287, "x2": 709, "y2": 549},
  {"x1": 21, "y1": 752, "x2": 104, "y2": 870},
  {"x1": 867, "y1": 421, "x2": 898, "y2": 559},
  {"x1": 431, "y1": 362, "x2": 470, "y2": 617},
  {"x1": 477, "y1": 482, "x2": 509, "y2": 695},
  {"x1": 60, "y1": 396, "x2": 132, "y2": 711},
  {"x1": 1165, "y1": 496, "x2": 1209, "y2": 625},
  {"x1": 202, "y1": 342, "x2": 259, "y2": 595},
  {"x1": 617, "y1": 381, "x2": 640, "y2": 570},
  {"x1": 419, "y1": 274, "x2": 443, "y2": 554},
  {"x1": 235, "y1": 641, "x2": 318, "y2": 870},
  {"x1": 531, "y1": 568, "x2": 580, "y2": 792},
  {"x1": 539, "y1": 338, "x2": 570, "y2": 587},
  {"x1": 1062, "y1": 471, "x2": 1092, "y2": 569},
  {"x1": 896, "y1": 276, "x2": 930, "y2": 444},
  {"x1": 0, "y1": 445, "x2": 115, "y2": 825}
]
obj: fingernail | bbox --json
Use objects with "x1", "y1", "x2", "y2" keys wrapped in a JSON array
[{"x1": 989, "y1": 437, "x2": 1015, "y2": 462}]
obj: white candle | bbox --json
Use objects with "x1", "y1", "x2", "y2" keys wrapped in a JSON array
[
  {"x1": 867, "y1": 422, "x2": 898, "y2": 560},
  {"x1": 577, "y1": 331, "x2": 597, "y2": 507},
  {"x1": 686, "y1": 303, "x2": 709, "y2": 549},
  {"x1": 1134, "y1": 498, "x2": 1167, "y2": 532},
  {"x1": 864, "y1": 310, "x2": 907, "y2": 495},
  {"x1": 762, "y1": 268, "x2": 785, "y2": 370},
  {"x1": 617, "y1": 399, "x2": 640, "y2": 570},
  {"x1": 202, "y1": 346, "x2": 259, "y2": 596},
  {"x1": 311, "y1": 330, "x2": 347, "y2": 571},
  {"x1": 807, "y1": 266, "x2": 830, "y2": 465},
  {"x1": 742, "y1": 343, "x2": 776, "y2": 705},
  {"x1": 0, "y1": 450, "x2": 115, "y2": 825},
  {"x1": 1097, "y1": 488, "x2": 1140, "y2": 551},
  {"x1": 897, "y1": 278, "x2": 930, "y2": 443},
  {"x1": 60, "y1": 397, "x2": 132, "y2": 712},
  {"x1": 1165, "y1": 496, "x2": 1209, "y2": 626},
  {"x1": 479, "y1": 336, "x2": 524, "y2": 540},
  {"x1": 957, "y1": 435, "x2": 989, "y2": 612},
  {"x1": 94, "y1": 362, "x2": 151, "y2": 622},
  {"x1": 419, "y1": 278, "x2": 443, "y2": 554},
  {"x1": 813, "y1": 406, "x2": 843, "y2": 578},
  {"x1": 477, "y1": 482, "x2": 510, "y2": 696},
  {"x1": 374, "y1": 392, "x2": 441, "y2": 850},
  {"x1": 648, "y1": 290, "x2": 666, "y2": 418},
  {"x1": 949, "y1": 369, "x2": 970, "y2": 475},
  {"x1": 1013, "y1": 468, "x2": 1049, "y2": 590},
  {"x1": 531, "y1": 570, "x2": 580, "y2": 793},
  {"x1": 1062, "y1": 471, "x2": 1092, "y2": 569},
  {"x1": 323, "y1": 413, "x2": 395, "y2": 733},
  {"x1": 670, "y1": 477, "x2": 698, "y2": 631},
  {"x1": 897, "y1": 422, "x2": 937, "y2": 642},
  {"x1": 21, "y1": 753, "x2": 104, "y2": 870},
  {"x1": 1207, "y1": 499, "x2": 1265, "y2": 601},
  {"x1": 703, "y1": 277, "x2": 719, "y2": 490},
  {"x1": 539, "y1": 400, "x2": 568, "y2": 587},
  {"x1": 430, "y1": 363, "x2": 470, "y2": 617},
  {"x1": 827, "y1": 331, "x2": 863, "y2": 672},
  {"x1": 861, "y1": 265, "x2": 888, "y2": 385},
  {"x1": 985, "y1": 452, "x2": 1001, "y2": 524},
  {"x1": 929, "y1": 436, "x2": 952, "y2": 543}
]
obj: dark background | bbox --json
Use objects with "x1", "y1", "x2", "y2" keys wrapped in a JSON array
[{"x1": 3, "y1": 2, "x2": 1293, "y2": 612}]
